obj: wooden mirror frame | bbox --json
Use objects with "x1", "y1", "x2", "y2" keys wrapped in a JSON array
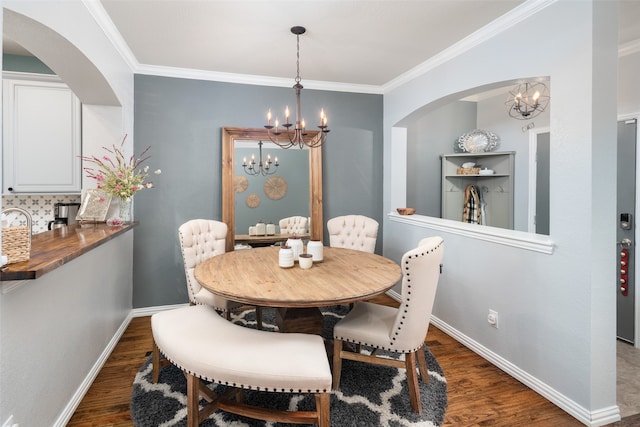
[{"x1": 222, "y1": 127, "x2": 323, "y2": 252}]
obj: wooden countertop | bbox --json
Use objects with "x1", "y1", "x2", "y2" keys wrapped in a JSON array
[{"x1": 1, "y1": 223, "x2": 136, "y2": 281}]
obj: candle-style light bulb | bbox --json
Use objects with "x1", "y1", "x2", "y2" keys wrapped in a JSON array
[
  {"x1": 242, "y1": 156, "x2": 247, "y2": 166},
  {"x1": 285, "y1": 106, "x2": 290, "y2": 123},
  {"x1": 301, "y1": 119, "x2": 306, "y2": 130},
  {"x1": 267, "y1": 109, "x2": 272, "y2": 125}
]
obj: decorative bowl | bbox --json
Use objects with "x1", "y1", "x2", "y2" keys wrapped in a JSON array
[
  {"x1": 396, "y1": 208, "x2": 416, "y2": 215},
  {"x1": 479, "y1": 169, "x2": 495, "y2": 175}
]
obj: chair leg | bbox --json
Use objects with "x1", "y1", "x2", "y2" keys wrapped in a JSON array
[
  {"x1": 315, "y1": 392, "x2": 331, "y2": 427},
  {"x1": 417, "y1": 345, "x2": 429, "y2": 383},
  {"x1": 152, "y1": 341, "x2": 160, "y2": 383},
  {"x1": 186, "y1": 373, "x2": 200, "y2": 427},
  {"x1": 255, "y1": 306, "x2": 263, "y2": 330},
  {"x1": 332, "y1": 339, "x2": 343, "y2": 390},
  {"x1": 405, "y1": 351, "x2": 422, "y2": 414}
]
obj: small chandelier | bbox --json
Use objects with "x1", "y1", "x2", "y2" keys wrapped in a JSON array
[
  {"x1": 506, "y1": 81, "x2": 550, "y2": 120},
  {"x1": 242, "y1": 141, "x2": 279, "y2": 176},
  {"x1": 264, "y1": 26, "x2": 329, "y2": 149}
]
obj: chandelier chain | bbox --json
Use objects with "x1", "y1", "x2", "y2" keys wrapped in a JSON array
[
  {"x1": 263, "y1": 26, "x2": 330, "y2": 149},
  {"x1": 295, "y1": 33, "x2": 301, "y2": 84}
]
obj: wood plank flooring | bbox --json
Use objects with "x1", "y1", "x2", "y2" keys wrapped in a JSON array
[{"x1": 68, "y1": 297, "x2": 639, "y2": 426}]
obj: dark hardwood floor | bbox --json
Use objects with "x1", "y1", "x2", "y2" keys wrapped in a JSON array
[{"x1": 67, "y1": 296, "x2": 638, "y2": 426}]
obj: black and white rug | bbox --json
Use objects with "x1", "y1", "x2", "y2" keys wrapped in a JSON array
[{"x1": 130, "y1": 306, "x2": 448, "y2": 426}]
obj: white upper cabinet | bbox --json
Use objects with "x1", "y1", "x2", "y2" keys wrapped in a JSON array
[{"x1": 3, "y1": 75, "x2": 82, "y2": 194}]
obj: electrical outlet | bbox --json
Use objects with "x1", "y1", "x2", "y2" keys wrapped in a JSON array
[{"x1": 488, "y1": 309, "x2": 499, "y2": 328}]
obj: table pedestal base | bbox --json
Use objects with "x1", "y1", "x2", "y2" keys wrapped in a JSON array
[{"x1": 276, "y1": 307, "x2": 324, "y2": 335}]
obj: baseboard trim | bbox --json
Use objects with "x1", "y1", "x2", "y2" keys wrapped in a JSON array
[
  {"x1": 53, "y1": 311, "x2": 134, "y2": 427},
  {"x1": 131, "y1": 303, "x2": 189, "y2": 317},
  {"x1": 429, "y1": 315, "x2": 621, "y2": 427}
]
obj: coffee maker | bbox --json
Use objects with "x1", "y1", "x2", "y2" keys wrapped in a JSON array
[{"x1": 48, "y1": 202, "x2": 81, "y2": 230}]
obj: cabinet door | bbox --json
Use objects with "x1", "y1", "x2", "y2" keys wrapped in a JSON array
[{"x1": 3, "y1": 78, "x2": 81, "y2": 193}]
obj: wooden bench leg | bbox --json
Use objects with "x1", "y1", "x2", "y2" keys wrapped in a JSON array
[
  {"x1": 315, "y1": 392, "x2": 331, "y2": 427},
  {"x1": 186, "y1": 373, "x2": 200, "y2": 427},
  {"x1": 152, "y1": 341, "x2": 160, "y2": 383}
]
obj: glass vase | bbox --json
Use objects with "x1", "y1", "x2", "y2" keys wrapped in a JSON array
[{"x1": 118, "y1": 197, "x2": 132, "y2": 222}]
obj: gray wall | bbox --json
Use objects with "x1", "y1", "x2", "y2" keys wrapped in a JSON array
[
  {"x1": 132, "y1": 74, "x2": 383, "y2": 307},
  {"x1": 405, "y1": 101, "x2": 477, "y2": 217},
  {"x1": 234, "y1": 145, "x2": 309, "y2": 234},
  {"x1": 2, "y1": 53, "x2": 54, "y2": 74}
]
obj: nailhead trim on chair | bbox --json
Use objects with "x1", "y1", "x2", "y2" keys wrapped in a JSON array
[
  {"x1": 154, "y1": 345, "x2": 330, "y2": 394},
  {"x1": 334, "y1": 239, "x2": 444, "y2": 354}
]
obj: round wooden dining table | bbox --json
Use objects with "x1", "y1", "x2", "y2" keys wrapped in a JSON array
[{"x1": 194, "y1": 246, "x2": 401, "y2": 335}]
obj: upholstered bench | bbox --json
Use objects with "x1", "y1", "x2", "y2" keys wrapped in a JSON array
[{"x1": 151, "y1": 305, "x2": 331, "y2": 427}]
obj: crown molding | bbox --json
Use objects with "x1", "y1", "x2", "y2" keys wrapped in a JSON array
[
  {"x1": 87, "y1": 0, "x2": 633, "y2": 95},
  {"x1": 82, "y1": 0, "x2": 139, "y2": 72},
  {"x1": 135, "y1": 63, "x2": 383, "y2": 94},
  {"x1": 381, "y1": 0, "x2": 558, "y2": 93}
]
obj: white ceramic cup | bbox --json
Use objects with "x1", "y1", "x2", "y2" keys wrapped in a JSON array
[{"x1": 298, "y1": 253, "x2": 313, "y2": 269}]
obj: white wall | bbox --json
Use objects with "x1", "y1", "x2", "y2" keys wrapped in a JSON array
[
  {"x1": 618, "y1": 51, "x2": 640, "y2": 117},
  {"x1": 0, "y1": 232, "x2": 134, "y2": 426},
  {"x1": 0, "y1": 2, "x2": 135, "y2": 425},
  {"x1": 383, "y1": 2, "x2": 619, "y2": 425}
]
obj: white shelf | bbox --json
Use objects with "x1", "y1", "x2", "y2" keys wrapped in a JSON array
[{"x1": 441, "y1": 151, "x2": 515, "y2": 229}]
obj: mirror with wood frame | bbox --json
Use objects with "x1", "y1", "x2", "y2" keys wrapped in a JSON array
[{"x1": 222, "y1": 127, "x2": 323, "y2": 252}]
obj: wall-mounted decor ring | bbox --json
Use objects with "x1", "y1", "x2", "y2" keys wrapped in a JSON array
[
  {"x1": 234, "y1": 175, "x2": 249, "y2": 193},
  {"x1": 246, "y1": 194, "x2": 260, "y2": 208},
  {"x1": 264, "y1": 176, "x2": 288, "y2": 200}
]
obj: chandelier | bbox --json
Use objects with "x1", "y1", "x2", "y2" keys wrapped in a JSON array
[
  {"x1": 506, "y1": 81, "x2": 550, "y2": 120},
  {"x1": 242, "y1": 141, "x2": 279, "y2": 176},
  {"x1": 264, "y1": 26, "x2": 329, "y2": 149}
]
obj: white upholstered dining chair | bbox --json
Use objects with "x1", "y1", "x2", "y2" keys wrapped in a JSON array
[
  {"x1": 332, "y1": 236, "x2": 444, "y2": 414},
  {"x1": 326, "y1": 215, "x2": 378, "y2": 253},
  {"x1": 279, "y1": 215, "x2": 308, "y2": 235},
  {"x1": 178, "y1": 219, "x2": 262, "y2": 326},
  {"x1": 327, "y1": 215, "x2": 379, "y2": 309},
  {"x1": 153, "y1": 219, "x2": 263, "y2": 381}
]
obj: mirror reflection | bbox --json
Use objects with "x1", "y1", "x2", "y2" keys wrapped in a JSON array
[
  {"x1": 222, "y1": 127, "x2": 323, "y2": 252},
  {"x1": 234, "y1": 140, "x2": 310, "y2": 237},
  {"x1": 402, "y1": 79, "x2": 550, "y2": 235}
]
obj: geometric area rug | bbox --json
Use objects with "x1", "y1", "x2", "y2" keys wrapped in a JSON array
[{"x1": 130, "y1": 305, "x2": 448, "y2": 426}]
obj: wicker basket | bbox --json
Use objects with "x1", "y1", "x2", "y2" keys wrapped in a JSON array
[
  {"x1": 457, "y1": 167, "x2": 481, "y2": 175},
  {"x1": 2, "y1": 207, "x2": 32, "y2": 264}
]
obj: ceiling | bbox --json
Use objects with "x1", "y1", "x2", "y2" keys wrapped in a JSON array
[{"x1": 3, "y1": 1, "x2": 639, "y2": 91}]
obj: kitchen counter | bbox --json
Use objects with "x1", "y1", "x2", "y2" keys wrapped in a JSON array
[{"x1": 1, "y1": 222, "x2": 136, "y2": 281}]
